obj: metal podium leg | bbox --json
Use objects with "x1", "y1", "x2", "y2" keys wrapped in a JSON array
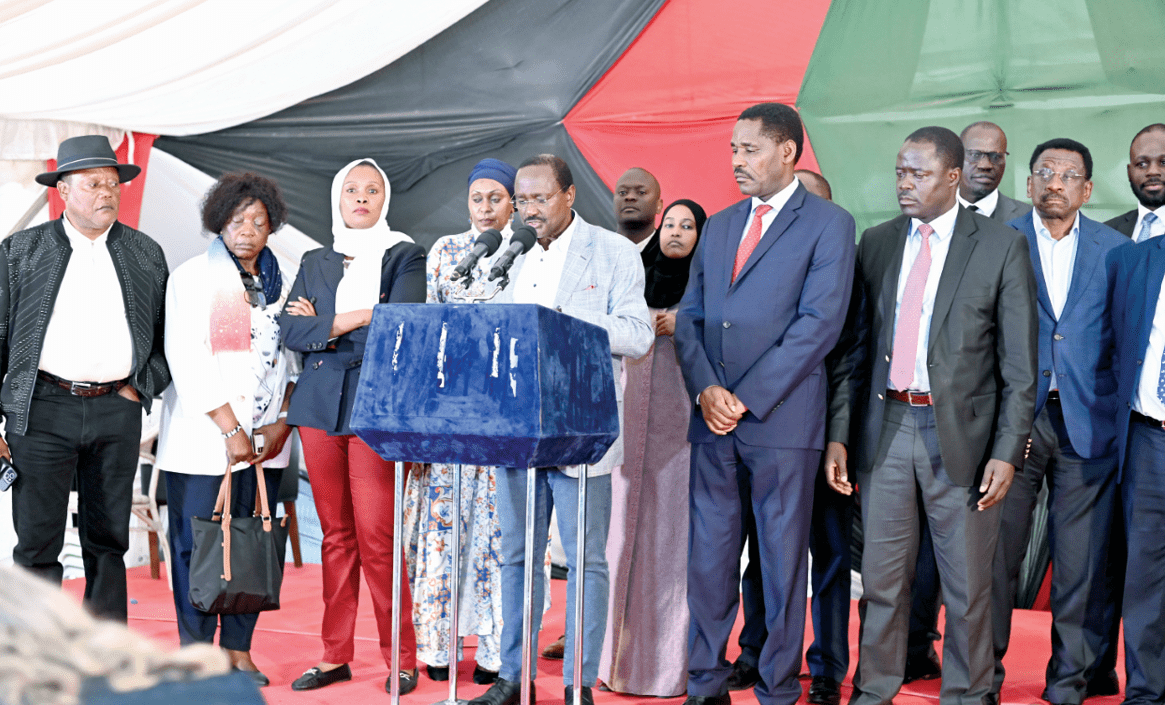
[
  {"x1": 520, "y1": 466, "x2": 536, "y2": 705},
  {"x1": 434, "y1": 464, "x2": 468, "y2": 705},
  {"x1": 572, "y1": 469, "x2": 586, "y2": 705},
  {"x1": 391, "y1": 461, "x2": 404, "y2": 705}
]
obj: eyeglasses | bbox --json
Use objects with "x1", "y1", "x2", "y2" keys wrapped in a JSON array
[
  {"x1": 1032, "y1": 168, "x2": 1086, "y2": 184},
  {"x1": 241, "y1": 272, "x2": 267, "y2": 309},
  {"x1": 514, "y1": 187, "x2": 564, "y2": 209},
  {"x1": 965, "y1": 150, "x2": 1008, "y2": 165}
]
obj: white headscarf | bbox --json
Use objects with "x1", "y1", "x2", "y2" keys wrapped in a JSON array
[{"x1": 330, "y1": 158, "x2": 413, "y2": 314}]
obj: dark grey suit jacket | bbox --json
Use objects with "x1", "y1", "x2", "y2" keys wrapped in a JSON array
[
  {"x1": 991, "y1": 192, "x2": 1030, "y2": 223},
  {"x1": 1105, "y1": 208, "x2": 1137, "y2": 238},
  {"x1": 829, "y1": 206, "x2": 1038, "y2": 486}
]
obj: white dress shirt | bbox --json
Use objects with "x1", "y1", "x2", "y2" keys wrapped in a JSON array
[
  {"x1": 739, "y1": 176, "x2": 801, "y2": 245},
  {"x1": 1134, "y1": 273, "x2": 1165, "y2": 420},
  {"x1": 1134, "y1": 203, "x2": 1165, "y2": 242},
  {"x1": 39, "y1": 214, "x2": 134, "y2": 382},
  {"x1": 957, "y1": 187, "x2": 1000, "y2": 217},
  {"x1": 889, "y1": 202, "x2": 960, "y2": 392},
  {"x1": 511, "y1": 213, "x2": 579, "y2": 307},
  {"x1": 1034, "y1": 210, "x2": 1080, "y2": 391}
]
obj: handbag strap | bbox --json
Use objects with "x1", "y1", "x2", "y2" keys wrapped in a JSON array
[
  {"x1": 254, "y1": 463, "x2": 273, "y2": 533},
  {"x1": 214, "y1": 460, "x2": 234, "y2": 581}
]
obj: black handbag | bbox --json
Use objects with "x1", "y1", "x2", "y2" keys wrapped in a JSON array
[{"x1": 188, "y1": 463, "x2": 289, "y2": 614}]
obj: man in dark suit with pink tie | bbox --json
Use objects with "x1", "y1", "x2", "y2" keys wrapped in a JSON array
[{"x1": 675, "y1": 103, "x2": 856, "y2": 705}]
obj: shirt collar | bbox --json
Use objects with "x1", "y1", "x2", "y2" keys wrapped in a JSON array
[
  {"x1": 750, "y1": 175, "x2": 800, "y2": 216},
  {"x1": 61, "y1": 213, "x2": 112, "y2": 247},
  {"x1": 956, "y1": 187, "x2": 1000, "y2": 217},
  {"x1": 910, "y1": 201, "x2": 959, "y2": 242},
  {"x1": 1033, "y1": 209, "x2": 1081, "y2": 243},
  {"x1": 1137, "y1": 202, "x2": 1165, "y2": 222}
]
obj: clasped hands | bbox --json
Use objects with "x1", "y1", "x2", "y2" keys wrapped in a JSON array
[{"x1": 699, "y1": 385, "x2": 748, "y2": 435}]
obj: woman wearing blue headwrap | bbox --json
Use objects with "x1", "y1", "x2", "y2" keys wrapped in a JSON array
[{"x1": 402, "y1": 158, "x2": 517, "y2": 685}]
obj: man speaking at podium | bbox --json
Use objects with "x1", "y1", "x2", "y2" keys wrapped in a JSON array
[{"x1": 469, "y1": 154, "x2": 653, "y2": 705}]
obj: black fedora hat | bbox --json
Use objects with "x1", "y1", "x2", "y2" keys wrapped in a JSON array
[{"x1": 35, "y1": 135, "x2": 141, "y2": 187}]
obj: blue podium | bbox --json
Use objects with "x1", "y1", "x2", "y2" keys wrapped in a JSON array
[{"x1": 352, "y1": 303, "x2": 619, "y2": 705}]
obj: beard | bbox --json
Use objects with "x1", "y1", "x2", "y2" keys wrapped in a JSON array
[{"x1": 1133, "y1": 178, "x2": 1165, "y2": 209}]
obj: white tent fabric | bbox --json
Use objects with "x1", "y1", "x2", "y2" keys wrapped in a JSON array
[{"x1": 0, "y1": 0, "x2": 488, "y2": 137}]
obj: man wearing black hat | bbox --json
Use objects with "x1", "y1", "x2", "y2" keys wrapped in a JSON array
[{"x1": 2, "y1": 135, "x2": 170, "y2": 621}]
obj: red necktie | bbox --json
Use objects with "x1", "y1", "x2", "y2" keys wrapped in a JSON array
[
  {"x1": 889, "y1": 223, "x2": 934, "y2": 390},
  {"x1": 732, "y1": 204, "x2": 773, "y2": 283}
]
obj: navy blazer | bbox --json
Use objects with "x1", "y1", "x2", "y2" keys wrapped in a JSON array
[
  {"x1": 675, "y1": 184, "x2": 856, "y2": 449},
  {"x1": 1010, "y1": 212, "x2": 1126, "y2": 459},
  {"x1": 1107, "y1": 236, "x2": 1164, "y2": 475},
  {"x1": 280, "y1": 242, "x2": 425, "y2": 434}
]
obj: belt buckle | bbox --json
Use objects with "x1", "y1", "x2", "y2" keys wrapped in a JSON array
[
  {"x1": 906, "y1": 391, "x2": 927, "y2": 407},
  {"x1": 69, "y1": 381, "x2": 94, "y2": 395}
]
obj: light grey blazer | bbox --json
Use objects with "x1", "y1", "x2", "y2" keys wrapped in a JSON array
[{"x1": 492, "y1": 213, "x2": 653, "y2": 477}]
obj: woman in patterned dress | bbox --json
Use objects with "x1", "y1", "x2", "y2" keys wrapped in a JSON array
[{"x1": 403, "y1": 158, "x2": 518, "y2": 684}]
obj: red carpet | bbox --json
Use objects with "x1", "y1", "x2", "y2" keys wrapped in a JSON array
[{"x1": 65, "y1": 566, "x2": 1127, "y2": 705}]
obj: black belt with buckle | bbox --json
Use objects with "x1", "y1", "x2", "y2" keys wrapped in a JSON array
[
  {"x1": 1131, "y1": 410, "x2": 1165, "y2": 430},
  {"x1": 37, "y1": 371, "x2": 129, "y2": 398},
  {"x1": 1046, "y1": 390, "x2": 1061, "y2": 404}
]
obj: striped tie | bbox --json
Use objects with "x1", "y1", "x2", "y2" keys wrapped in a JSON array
[{"x1": 889, "y1": 223, "x2": 934, "y2": 390}]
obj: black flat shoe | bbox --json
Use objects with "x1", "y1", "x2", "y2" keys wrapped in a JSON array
[
  {"x1": 292, "y1": 663, "x2": 352, "y2": 691},
  {"x1": 232, "y1": 665, "x2": 270, "y2": 687},
  {"x1": 807, "y1": 676, "x2": 841, "y2": 705},
  {"x1": 428, "y1": 664, "x2": 450, "y2": 681},
  {"x1": 903, "y1": 653, "x2": 941, "y2": 684},
  {"x1": 1085, "y1": 670, "x2": 1120, "y2": 698},
  {"x1": 387, "y1": 669, "x2": 419, "y2": 695},
  {"x1": 473, "y1": 664, "x2": 499, "y2": 685},
  {"x1": 468, "y1": 678, "x2": 532, "y2": 705},
  {"x1": 726, "y1": 660, "x2": 760, "y2": 691},
  {"x1": 564, "y1": 685, "x2": 595, "y2": 705},
  {"x1": 683, "y1": 694, "x2": 730, "y2": 705}
]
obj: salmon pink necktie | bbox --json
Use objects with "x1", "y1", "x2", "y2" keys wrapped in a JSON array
[
  {"x1": 732, "y1": 204, "x2": 773, "y2": 283},
  {"x1": 889, "y1": 223, "x2": 934, "y2": 390}
]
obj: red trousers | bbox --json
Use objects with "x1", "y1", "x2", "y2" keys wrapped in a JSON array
[{"x1": 299, "y1": 427, "x2": 417, "y2": 670}]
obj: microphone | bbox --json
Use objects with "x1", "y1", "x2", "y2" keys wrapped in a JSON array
[
  {"x1": 489, "y1": 226, "x2": 538, "y2": 282},
  {"x1": 451, "y1": 229, "x2": 503, "y2": 280}
]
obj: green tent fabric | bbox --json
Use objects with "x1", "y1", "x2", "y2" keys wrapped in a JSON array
[{"x1": 798, "y1": 0, "x2": 1165, "y2": 235}]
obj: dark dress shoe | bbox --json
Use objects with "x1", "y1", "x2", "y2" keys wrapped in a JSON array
[
  {"x1": 428, "y1": 664, "x2": 450, "y2": 681},
  {"x1": 468, "y1": 678, "x2": 534, "y2": 705},
  {"x1": 232, "y1": 665, "x2": 270, "y2": 687},
  {"x1": 473, "y1": 665, "x2": 499, "y2": 685},
  {"x1": 1086, "y1": 670, "x2": 1120, "y2": 698},
  {"x1": 387, "y1": 669, "x2": 419, "y2": 695},
  {"x1": 726, "y1": 660, "x2": 761, "y2": 691},
  {"x1": 683, "y1": 694, "x2": 731, "y2": 705},
  {"x1": 903, "y1": 653, "x2": 941, "y2": 684},
  {"x1": 982, "y1": 693, "x2": 999, "y2": 705},
  {"x1": 292, "y1": 663, "x2": 352, "y2": 691},
  {"x1": 565, "y1": 686, "x2": 595, "y2": 705},
  {"x1": 541, "y1": 634, "x2": 566, "y2": 659},
  {"x1": 808, "y1": 676, "x2": 842, "y2": 705}
]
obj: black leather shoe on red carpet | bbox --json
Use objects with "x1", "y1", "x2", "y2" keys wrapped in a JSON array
[{"x1": 807, "y1": 676, "x2": 841, "y2": 705}]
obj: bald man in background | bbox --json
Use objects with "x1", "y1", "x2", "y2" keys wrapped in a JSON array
[{"x1": 613, "y1": 167, "x2": 663, "y2": 251}]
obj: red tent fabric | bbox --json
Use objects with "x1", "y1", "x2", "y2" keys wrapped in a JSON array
[{"x1": 564, "y1": 0, "x2": 832, "y2": 216}]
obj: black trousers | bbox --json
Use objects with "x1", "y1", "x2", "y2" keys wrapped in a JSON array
[{"x1": 9, "y1": 378, "x2": 142, "y2": 621}]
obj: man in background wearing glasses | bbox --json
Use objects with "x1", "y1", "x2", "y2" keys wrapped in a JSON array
[
  {"x1": 989, "y1": 139, "x2": 1127, "y2": 705},
  {"x1": 956, "y1": 122, "x2": 1031, "y2": 223}
]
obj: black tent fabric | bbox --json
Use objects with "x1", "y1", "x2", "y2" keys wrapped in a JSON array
[{"x1": 156, "y1": 0, "x2": 666, "y2": 250}]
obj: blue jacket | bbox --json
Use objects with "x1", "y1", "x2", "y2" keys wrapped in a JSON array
[
  {"x1": 280, "y1": 243, "x2": 425, "y2": 434},
  {"x1": 1107, "y1": 235, "x2": 1165, "y2": 474},
  {"x1": 1010, "y1": 211, "x2": 1127, "y2": 459}
]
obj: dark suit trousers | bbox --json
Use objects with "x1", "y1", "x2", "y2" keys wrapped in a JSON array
[
  {"x1": 990, "y1": 402, "x2": 1119, "y2": 703},
  {"x1": 853, "y1": 401, "x2": 999, "y2": 705},
  {"x1": 688, "y1": 434, "x2": 817, "y2": 705},
  {"x1": 738, "y1": 464, "x2": 853, "y2": 682},
  {"x1": 9, "y1": 378, "x2": 143, "y2": 621},
  {"x1": 166, "y1": 467, "x2": 283, "y2": 650},
  {"x1": 906, "y1": 504, "x2": 942, "y2": 661},
  {"x1": 1121, "y1": 420, "x2": 1165, "y2": 705}
]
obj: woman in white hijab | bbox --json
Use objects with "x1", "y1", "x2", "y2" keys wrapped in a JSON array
[{"x1": 280, "y1": 159, "x2": 425, "y2": 695}]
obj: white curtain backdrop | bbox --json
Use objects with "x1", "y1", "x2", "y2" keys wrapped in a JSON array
[{"x1": 0, "y1": 0, "x2": 488, "y2": 138}]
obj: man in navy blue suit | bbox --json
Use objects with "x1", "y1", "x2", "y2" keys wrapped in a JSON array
[
  {"x1": 1106, "y1": 199, "x2": 1165, "y2": 705},
  {"x1": 675, "y1": 103, "x2": 856, "y2": 705},
  {"x1": 989, "y1": 138, "x2": 1127, "y2": 705}
]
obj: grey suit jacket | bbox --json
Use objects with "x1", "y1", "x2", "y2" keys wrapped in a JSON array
[
  {"x1": 1105, "y1": 208, "x2": 1137, "y2": 239},
  {"x1": 830, "y1": 206, "x2": 1038, "y2": 486},
  {"x1": 493, "y1": 213, "x2": 654, "y2": 477},
  {"x1": 991, "y1": 192, "x2": 1031, "y2": 223}
]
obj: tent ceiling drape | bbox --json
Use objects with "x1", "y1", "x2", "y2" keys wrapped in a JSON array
[{"x1": 0, "y1": 0, "x2": 488, "y2": 136}]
